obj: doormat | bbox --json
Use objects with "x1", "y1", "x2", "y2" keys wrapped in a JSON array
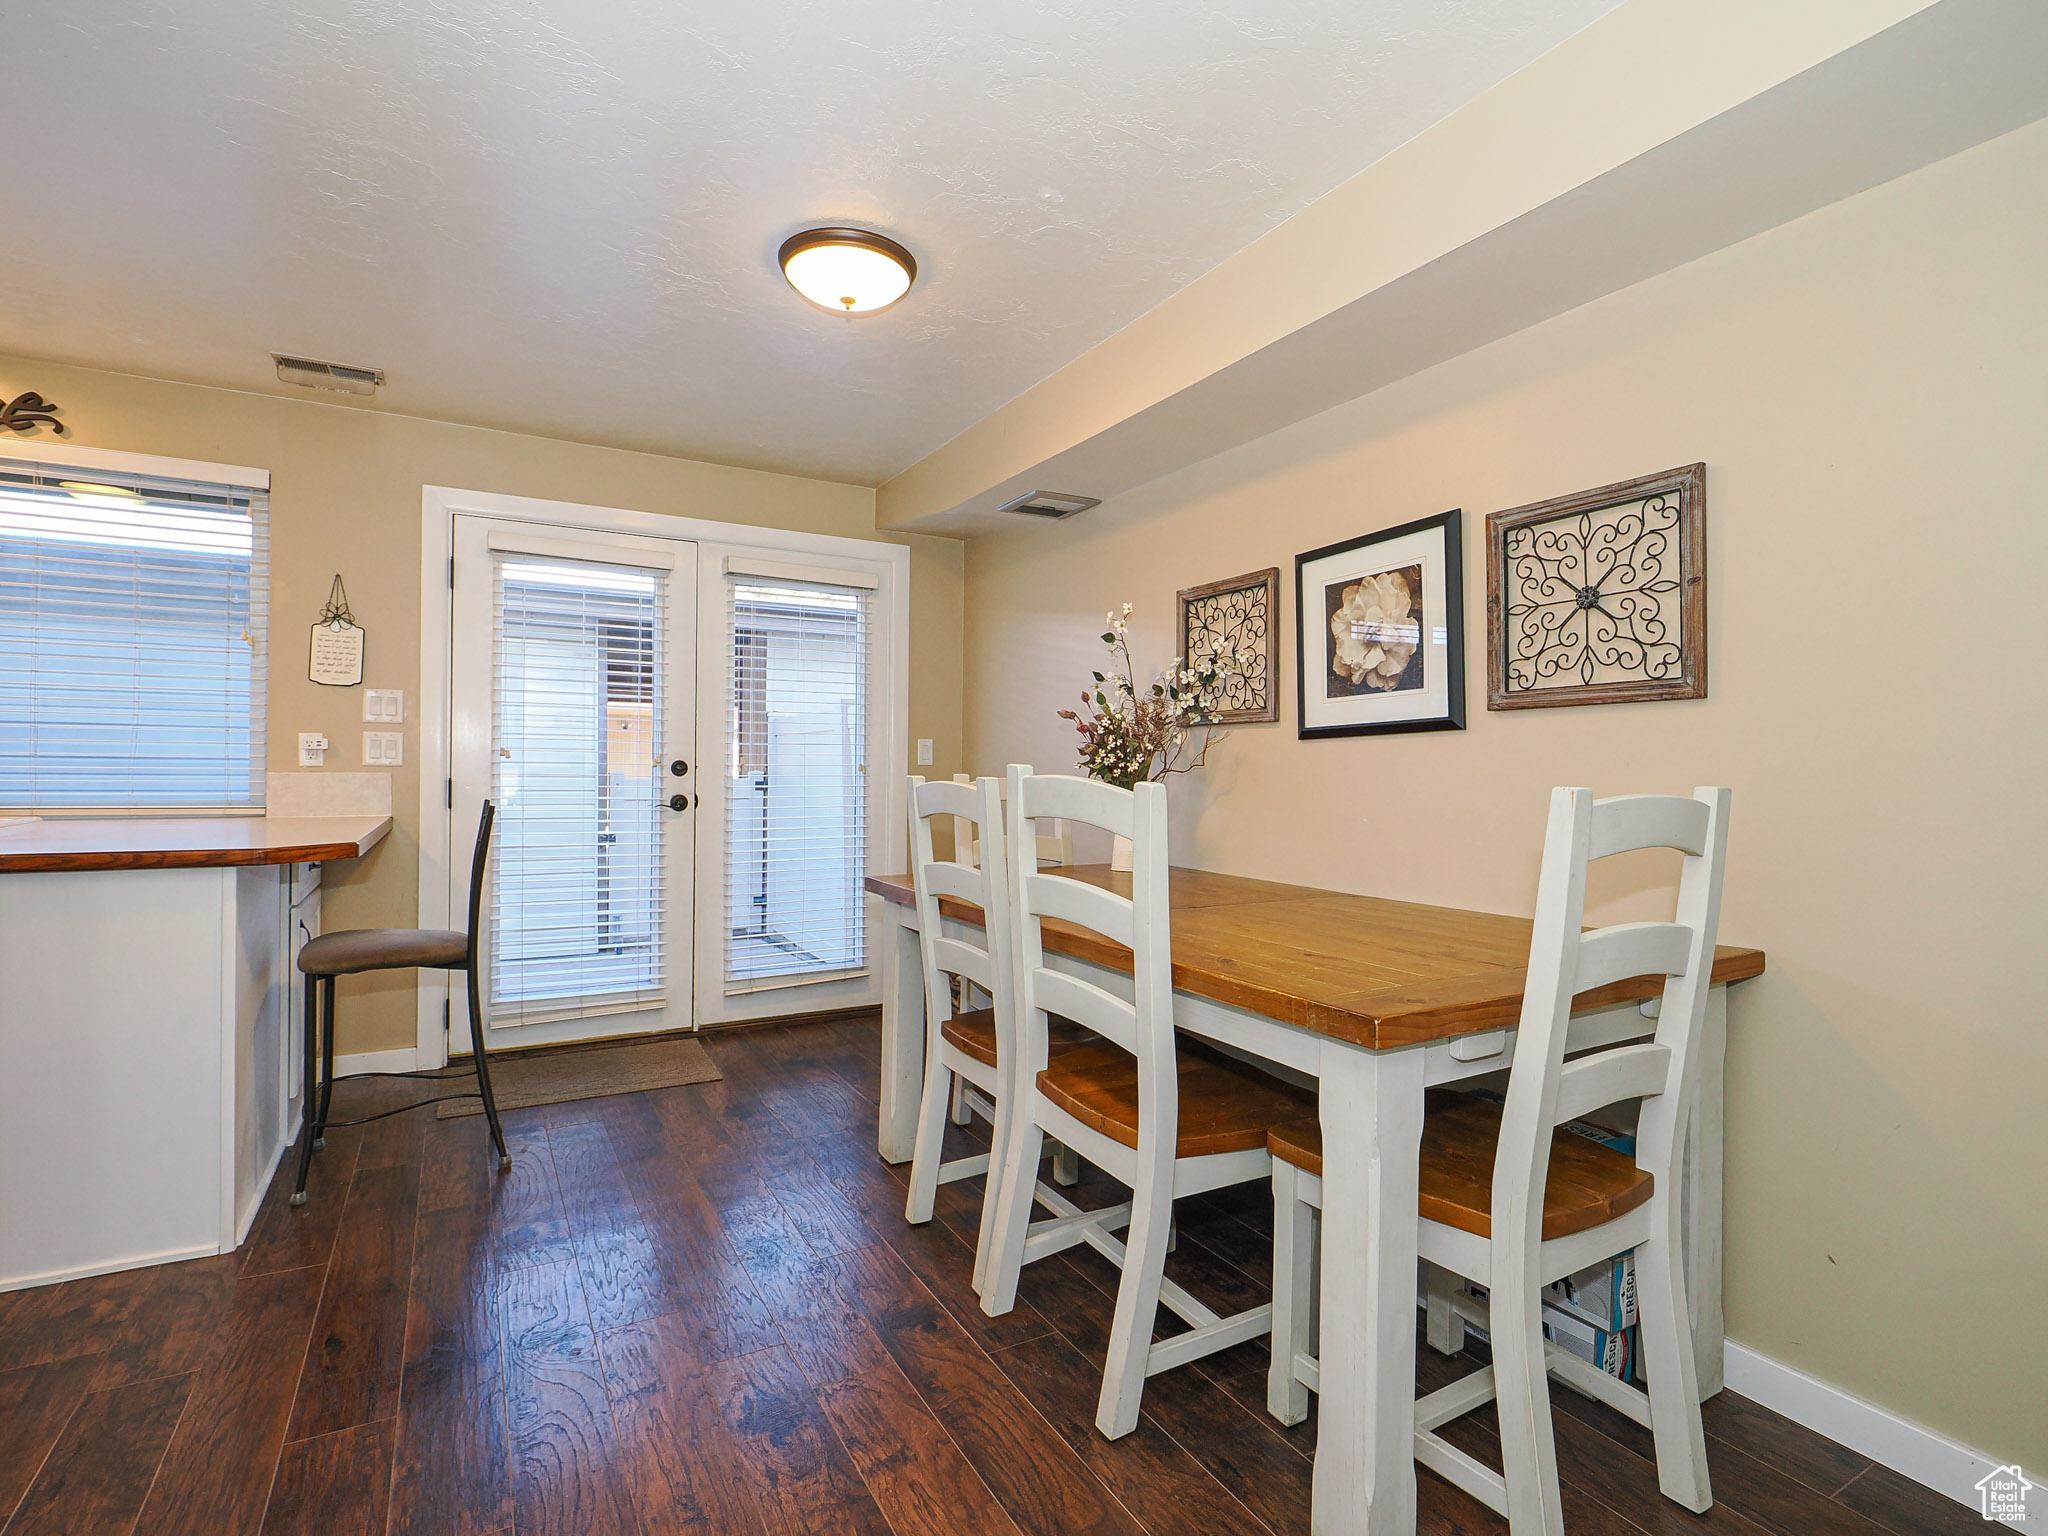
[{"x1": 437, "y1": 1035, "x2": 721, "y2": 1117}]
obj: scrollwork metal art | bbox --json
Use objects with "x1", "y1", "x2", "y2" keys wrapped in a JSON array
[
  {"x1": 1486, "y1": 464, "x2": 1706, "y2": 709},
  {"x1": 0, "y1": 391, "x2": 64, "y2": 436},
  {"x1": 1178, "y1": 567, "x2": 1280, "y2": 723},
  {"x1": 1503, "y1": 494, "x2": 1681, "y2": 689}
]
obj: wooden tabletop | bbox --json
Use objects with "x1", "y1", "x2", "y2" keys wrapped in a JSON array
[
  {"x1": 0, "y1": 815, "x2": 393, "y2": 874},
  {"x1": 865, "y1": 864, "x2": 1765, "y2": 1050}
]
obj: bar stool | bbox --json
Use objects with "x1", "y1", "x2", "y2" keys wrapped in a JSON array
[{"x1": 290, "y1": 801, "x2": 510, "y2": 1204}]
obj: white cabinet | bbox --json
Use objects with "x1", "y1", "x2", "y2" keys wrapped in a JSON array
[{"x1": 0, "y1": 864, "x2": 294, "y2": 1289}]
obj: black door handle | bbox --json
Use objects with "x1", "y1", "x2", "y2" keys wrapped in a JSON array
[
  {"x1": 668, "y1": 793, "x2": 691, "y2": 812},
  {"x1": 670, "y1": 759, "x2": 689, "y2": 776}
]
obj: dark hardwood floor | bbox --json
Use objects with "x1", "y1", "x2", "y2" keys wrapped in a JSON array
[{"x1": 0, "y1": 1016, "x2": 1983, "y2": 1536}]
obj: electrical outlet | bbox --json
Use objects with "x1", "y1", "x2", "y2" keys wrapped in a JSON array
[
  {"x1": 363, "y1": 688, "x2": 405, "y2": 722},
  {"x1": 362, "y1": 731, "x2": 404, "y2": 766},
  {"x1": 916, "y1": 738, "x2": 934, "y2": 766},
  {"x1": 298, "y1": 732, "x2": 330, "y2": 767}
]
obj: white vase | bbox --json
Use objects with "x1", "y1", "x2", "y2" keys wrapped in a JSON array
[{"x1": 1110, "y1": 832, "x2": 1134, "y2": 872}]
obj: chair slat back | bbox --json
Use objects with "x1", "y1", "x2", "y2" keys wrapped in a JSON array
[
  {"x1": 1024, "y1": 871, "x2": 1135, "y2": 950},
  {"x1": 1008, "y1": 766, "x2": 1175, "y2": 1153},
  {"x1": 955, "y1": 772, "x2": 1073, "y2": 869},
  {"x1": 1031, "y1": 967, "x2": 1141, "y2": 1050},
  {"x1": 1492, "y1": 786, "x2": 1731, "y2": 1256},
  {"x1": 909, "y1": 775, "x2": 1013, "y2": 1043}
]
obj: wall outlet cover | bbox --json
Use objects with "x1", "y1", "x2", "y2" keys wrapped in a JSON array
[
  {"x1": 917, "y1": 738, "x2": 934, "y2": 766},
  {"x1": 298, "y1": 732, "x2": 330, "y2": 766}
]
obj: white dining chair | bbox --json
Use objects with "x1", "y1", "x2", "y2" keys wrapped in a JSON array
[
  {"x1": 981, "y1": 766, "x2": 1311, "y2": 1438},
  {"x1": 1266, "y1": 785, "x2": 1731, "y2": 1534},
  {"x1": 902, "y1": 775, "x2": 1088, "y2": 1294},
  {"x1": 952, "y1": 772, "x2": 1073, "y2": 868}
]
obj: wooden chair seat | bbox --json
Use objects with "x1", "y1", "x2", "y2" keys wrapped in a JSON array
[
  {"x1": 1040, "y1": 1039, "x2": 1313, "y2": 1157},
  {"x1": 1268, "y1": 1094, "x2": 1653, "y2": 1241},
  {"x1": 938, "y1": 1008, "x2": 1098, "y2": 1068}
]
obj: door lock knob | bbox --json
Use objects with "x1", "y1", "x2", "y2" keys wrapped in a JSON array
[
  {"x1": 668, "y1": 793, "x2": 691, "y2": 812},
  {"x1": 670, "y1": 759, "x2": 689, "y2": 776}
]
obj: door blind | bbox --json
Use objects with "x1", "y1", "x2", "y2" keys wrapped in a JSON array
[
  {"x1": 724, "y1": 576, "x2": 869, "y2": 987},
  {"x1": 0, "y1": 454, "x2": 268, "y2": 812},
  {"x1": 491, "y1": 555, "x2": 665, "y2": 1024}
]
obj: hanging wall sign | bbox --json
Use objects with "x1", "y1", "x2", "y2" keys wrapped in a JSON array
[{"x1": 309, "y1": 575, "x2": 366, "y2": 686}]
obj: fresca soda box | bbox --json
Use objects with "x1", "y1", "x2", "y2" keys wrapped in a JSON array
[
  {"x1": 1543, "y1": 1304, "x2": 1638, "y2": 1383},
  {"x1": 1546, "y1": 1251, "x2": 1639, "y2": 1333}
]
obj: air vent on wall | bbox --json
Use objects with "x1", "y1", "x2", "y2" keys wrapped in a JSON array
[
  {"x1": 272, "y1": 354, "x2": 385, "y2": 396},
  {"x1": 996, "y1": 489, "x2": 1101, "y2": 519}
]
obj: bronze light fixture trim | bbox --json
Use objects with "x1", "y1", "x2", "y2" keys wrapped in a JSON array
[{"x1": 778, "y1": 227, "x2": 918, "y2": 314}]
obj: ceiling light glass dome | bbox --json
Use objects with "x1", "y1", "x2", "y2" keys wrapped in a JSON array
[{"x1": 778, "y1": 228, "x2": 917, "y2": 314}]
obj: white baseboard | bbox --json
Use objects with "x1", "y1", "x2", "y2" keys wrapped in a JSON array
[
  {"x1": 1724, "y1": 1340, "x2": 2030, "y2": 1514},
  {"x1": 335, "y1": 1046, "x2": 420, "y2": 1076},
  {"x1": 235, "y1": 1130, "x2": 293, "y2": 1247},
  {"x1": 1, "y1": 1243, "x2": 219, "y2": 1293}
]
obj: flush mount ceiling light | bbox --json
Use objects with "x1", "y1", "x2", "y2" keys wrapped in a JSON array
[
  {"x1": 778, "y1": 228, "x2": 917, "y2": 314},
  {"x1": 996, "y1": 489, "x2": 1101, "y2": 519}
]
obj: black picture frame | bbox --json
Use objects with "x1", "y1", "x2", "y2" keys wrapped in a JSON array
[{"x1": 1295, "y1": 508, "x2": 1465, "y2": 739}]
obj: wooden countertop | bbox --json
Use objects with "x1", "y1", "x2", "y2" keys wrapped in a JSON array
[
  {"x1": 866, "y1": 864, "x2": 1766, "y2": 1050},
  {"x1": 0, "y1": 815, "x2": 393, "y2": 874}
]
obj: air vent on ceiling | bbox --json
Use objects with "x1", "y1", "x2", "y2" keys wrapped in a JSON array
[
  {"x1": 996, "y1": 489, "x2": 1101, "y2": 519},
  {"x1": 272, "y1": 354, "x2": 385, "y2": 396}
]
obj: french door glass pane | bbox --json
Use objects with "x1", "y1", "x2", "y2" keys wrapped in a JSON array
[
  {"x1": 492, "y1": 556, "x2": 664, "y2": 1022},
  {"x1": 724, "y1": 579, "x2": 868, "y2": 985}
]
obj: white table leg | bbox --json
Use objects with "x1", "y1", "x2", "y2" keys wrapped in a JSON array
[
  {"x1": 1313, "y1": 1040, "x2": 1426, "y2": 1536},
  {"x1": 878, "y1": 903, "x2": 925, "y2": 1163},
  {"x1": 1686, "y1": 984, "x2": 1727, "y2": 1397}
]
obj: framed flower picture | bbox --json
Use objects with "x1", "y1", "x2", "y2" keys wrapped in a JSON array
[{"x1": 1295, "y1": 509, "x2": 1465, "y2": 738}]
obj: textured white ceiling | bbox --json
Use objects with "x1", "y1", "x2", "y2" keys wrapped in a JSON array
[{"x1": 1, "y1": 1, "x2": 1620, "y2": 485}]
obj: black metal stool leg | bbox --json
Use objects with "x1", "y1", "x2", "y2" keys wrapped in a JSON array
[
  {"x1": 464, "y1": 965, "x2": 511, "y2": 1171},
  {"x1": 290, "y1": 970, "x2": 322, "y2": 1205},
  {"x1": 315, "y1": 975, "x2": 338, "y2": 1145}
]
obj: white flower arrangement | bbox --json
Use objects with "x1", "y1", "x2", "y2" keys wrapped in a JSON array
[{"x1": 1058, "y1": 603, "x2": 1242, "y2": 789}]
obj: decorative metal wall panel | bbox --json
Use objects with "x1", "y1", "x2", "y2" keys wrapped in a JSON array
[
  {"x1": 1177, "y1": 567, "x2": 1280, "y2": 724},
  {"x1": 1486, "y1": 465, "x2": 1706, "y2": 710}
]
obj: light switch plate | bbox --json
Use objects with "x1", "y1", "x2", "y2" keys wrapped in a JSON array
[
  {"x1": 363, "y1": 689, "x2": 406, "y2": 723},
  {"x1": 298, "y1": 732, "x2": 330, "y2": 767},
  {"x1": 916, "y1": 738, "x2": 934, "y2": 766},
  {"x1": 362, "y1": 731, "x2": 404, "y2": 766}
]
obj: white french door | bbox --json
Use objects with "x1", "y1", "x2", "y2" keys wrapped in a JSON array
[{"x1": 449, "y1": 517, "x2": 697, "y2": 1049}]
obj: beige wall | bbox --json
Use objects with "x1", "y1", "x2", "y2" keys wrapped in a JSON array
[
  {"x1": 0, "y1": 357, "x2": 967, "y2": 1054},
  {"x1": 962, "y1": 120, "x2": 2048, "y2": 1466}
]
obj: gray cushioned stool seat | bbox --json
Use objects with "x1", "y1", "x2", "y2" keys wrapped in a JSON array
[{"x1": 299, "y1": 928, "x2": 468, "y2": 977}]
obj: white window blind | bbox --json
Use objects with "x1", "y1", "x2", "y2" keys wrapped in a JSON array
[
  {"x1": 0, "y1": 454, "x2": 268, "y2": 812},
  {"x1": 491, "y1": 555, "x2": 665, "y2": 1025},
  {"x1": 725, "y1": 575, "x2": 869, "y2": 988}
]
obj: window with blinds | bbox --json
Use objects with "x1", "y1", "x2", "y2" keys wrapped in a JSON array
[
  {"x1": 724, "y1": 575, "x2": 869, "y2": 987},
  {"x1": 0, "y1": 454, "x2": 268, "y2": 812},
  {"x1": 491, "y1": 555, "x2": 665, "y2": 1025}
]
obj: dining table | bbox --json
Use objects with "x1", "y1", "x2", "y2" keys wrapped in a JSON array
[{"x1": 864, "y1": 862, "x2": 1765, "y2": 1536}]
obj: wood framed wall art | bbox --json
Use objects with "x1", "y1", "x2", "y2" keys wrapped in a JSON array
[
  {"x1": 1487, "y1": 464, "x2": 1706, "y2": 710},
  {"x1": 1177, "y1": 567, "x2": 1280, "y2": 723},
  {"x1": 1296, "y1": 509, "x2": 1465, "y2": 738}
]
